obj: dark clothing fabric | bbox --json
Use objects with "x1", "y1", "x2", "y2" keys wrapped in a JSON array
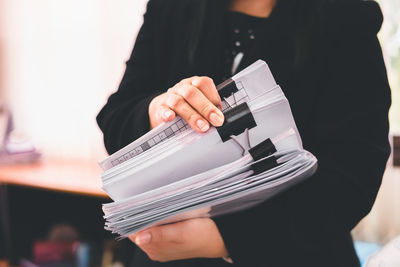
[
  {"x1": 96, "y1": 0, "x2": 391, "y2": 266},
  {"x1": 220, "y1": 11, "x2": 267, "y2": 80}
]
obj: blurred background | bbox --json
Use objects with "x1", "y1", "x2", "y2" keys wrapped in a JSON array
[
  {"x1": 0, "y1": 0, "x2": 149, "y2": 161},
  {"x1": 0, "y1": 1, "x2": 149, "y2": 266},
  {"x1": 0, "y1": 0, "x2": 399, "y2": 266}
]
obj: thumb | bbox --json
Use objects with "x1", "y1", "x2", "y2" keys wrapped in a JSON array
[
  {"x1": 158, "y1": 105, "x2": 175, "y2": 122},
  {"x1": 136, "y1": 224, "x2": 183, "y2": 246},
  {"x1": 150, "y1": 105, "x2": 175, "y2": 130},
  {"x1": 135, "y1": 231, "x2": 152, "y2": 246}
]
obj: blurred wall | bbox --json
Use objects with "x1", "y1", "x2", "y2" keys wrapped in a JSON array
[
  {"x1": 378, "y1": 0, "x2": 400, "y2": 133},
  {"x1": 0, "y1": 0, "x2": 147, "y2": 160}
]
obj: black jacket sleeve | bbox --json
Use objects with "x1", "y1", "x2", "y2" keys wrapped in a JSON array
[
  {"x1": 96, "y1": 0, "x2": 163, "y2": 155},
  {"x1": 213, "y1": 2, "x2": 391, "y2": 265}
]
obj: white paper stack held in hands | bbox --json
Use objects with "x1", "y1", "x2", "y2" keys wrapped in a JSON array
[{"x1": 100, "y1": 60, "x2": 318, "y2": 239}]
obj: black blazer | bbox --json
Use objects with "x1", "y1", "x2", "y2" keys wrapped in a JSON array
[{"x1": 97, "y1": 0, "x2": 391, "y2": 266}]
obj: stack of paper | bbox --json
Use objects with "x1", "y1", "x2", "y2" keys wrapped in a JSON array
[{"x1": 99, "y1": 60, "x2": 318, "y2": 239}]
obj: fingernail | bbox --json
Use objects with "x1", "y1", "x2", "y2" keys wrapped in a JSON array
[
  {"x1": 163, "y1": 110, "x2": 173, "y2": 119},
  {"x1": 209, "y1": 112, "x2": 224, "y2": 126},
  {"x1": 191, "y1": 78, "x2": 201, "y2": 87},
  {"x1": 137, "y1": 232, "x2": 151, "y2": 245},
  {"x1": 196, "y1": 119, "x2": 209, "y2": 132},
  {"x1": 223, "y1": 257, "x2": 234, "y2": 264}
]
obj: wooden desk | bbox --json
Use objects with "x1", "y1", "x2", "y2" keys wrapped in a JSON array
[{"x1": 0, "y1": 158, "x2": 107, "y2": 198}]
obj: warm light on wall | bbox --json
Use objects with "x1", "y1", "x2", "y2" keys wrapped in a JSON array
[
  {"x1": 377, "y1": 0, "x2": 400, "y2": 133},
  {"x1": 1, "y1": 0, "x2": 147, "y2": 160}
]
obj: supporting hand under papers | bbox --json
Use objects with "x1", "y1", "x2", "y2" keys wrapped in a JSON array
[{"x1": 129, "y1": 218, "x2": 229, "y2": 262}]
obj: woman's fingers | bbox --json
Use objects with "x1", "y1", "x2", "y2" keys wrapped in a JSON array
[
  {"x1": 172, "y1": 83, "x2": 224, "y2": 127},
  {"x1": 130, "y1": 219, "x2": 228, "y2": 262},
  {"x1": 191, "y1": 77, "x2": 222, "y2": 108},
  {"x1": 136, "y1": 222, "x2": 185, "y2": 247},
  {"x1": 148, "y1": 75, "x2": 224, "y2": 131},
  {"x1": 165, "y1": 93, "x2": 210, "y2": 132}
]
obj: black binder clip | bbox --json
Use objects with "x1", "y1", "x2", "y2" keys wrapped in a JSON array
[
  {"x1": 216, "y1": 102, "x2": 257, "y2": 142},
  {"x1": 248, "y1": 138, "x2": 278, "y2": 174},
  {"x1": 251, "y1": 156, "x2": 278, "y2": 175},
  {"x1": 217, "y1": 78, "x2": 238, "y2": 98},
  {"x1": 249, "y1": 138, "x2": 277, "y2": 161}
]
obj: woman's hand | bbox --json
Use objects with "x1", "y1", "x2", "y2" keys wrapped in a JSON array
[
  {"x1": 149, "y1": 76, "x2": 225, "y2": 132},
  {"x1": 145, "y1": 78, "x2": 228, "y2": 261},
  {"x1": 129, "y1": 218, "x2": 229, "y2": 262}
]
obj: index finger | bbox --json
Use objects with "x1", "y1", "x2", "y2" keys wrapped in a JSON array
[{"x1": 190, "y1": 77, "x2": 222, "y2": 109}]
